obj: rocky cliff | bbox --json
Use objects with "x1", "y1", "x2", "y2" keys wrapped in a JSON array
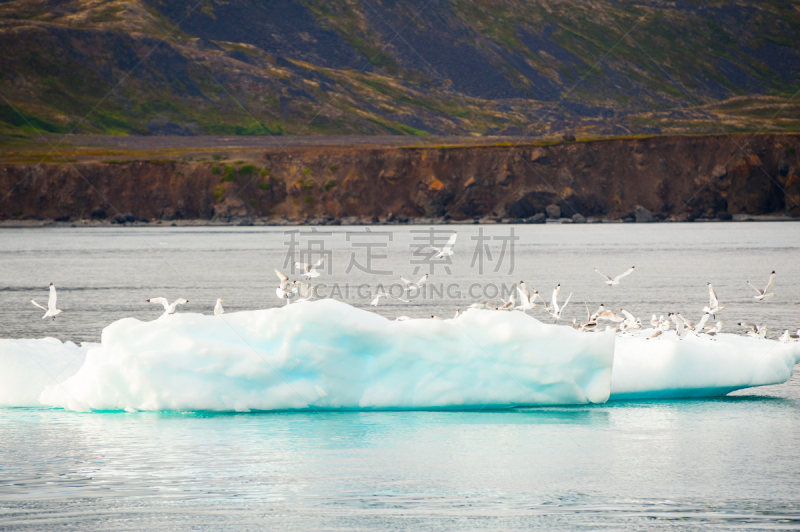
[{"x1": 1, "y1": 134, "x2": 798, "y2": 223}]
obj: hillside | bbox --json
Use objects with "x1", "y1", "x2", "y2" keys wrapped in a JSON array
[{"x1": 0, "y1": 0, "x2": 799, "y2": 141}]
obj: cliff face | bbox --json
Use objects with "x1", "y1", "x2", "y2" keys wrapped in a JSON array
[{"x1": 1, "y1": 134, "x2": 799, "y2": 223}]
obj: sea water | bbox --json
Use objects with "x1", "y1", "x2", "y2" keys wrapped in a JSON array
[{"x1": 1, "y1": 222, "x2": 799, "y2": 530}]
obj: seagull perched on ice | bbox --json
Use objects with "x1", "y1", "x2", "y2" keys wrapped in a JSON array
[
  {"x1": 147, "y1": 297, "x2": 188, "y2": 316},
  {"x1": 594, "y1": 304, "x2": 623, "y2": 323},
  {"x1": 293, "y1": 281, "x2": 317, "y2": 302},
  {"x1": 703, "y1": 321, "x2": 724, "y2": 338},
  {"x1": 747, "y1": 271, "x2": 777, "y2": 300},
  {"x1": 647, "y1": 329, "x2": 662, "y2": 340},
  {"x1": 214, "y1": 299, "x2": 224, "y2": 315},
  {"x1": 370, "y1": 289, "x2": 409, "y2": 306},
  {"x1": 400, "y1": 274, "x2": 428, "y2": 294},
  {"x1": 703, "y1": 283, "x2": 726, "y2": 318},
  {"x1": 779, "y1": 330, "x2": 799, "y2": 343},
  {"x1": 738, "y1": 322, "x2": 768, "y2": 339},
  {"x1": 430, "y1": 231, "x2": 457, "y2": 259},
  {"x1": 30, "y1": 283, "x2": 63, "y2": 321},
  {"x1": 515, "y1": 281, "x2": 538, "y2": 311},
  {"x1": 275, "y1": 269, "x2": 294, "y2": 304},
  {"x1": 669, "y1": 312, "x2": 687, "y2": 338},
  {"x1": 293, "y1": 256, "x2": 326, "y2": 280},
  {"x1": 594, "y1": 266, "x2": 635, "y2": 286},
  {"x1": 469, "y1": 300, "x2": 497, "y2": 310}
]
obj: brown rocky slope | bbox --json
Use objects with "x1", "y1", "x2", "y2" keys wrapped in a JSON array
[{"x1": 1, "y1": 134, "x2": 799, "y2": 224}]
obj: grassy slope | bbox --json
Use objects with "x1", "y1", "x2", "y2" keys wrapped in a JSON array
[{"x1": 0, "y1": 0, "x2": 798, "y2": 143}]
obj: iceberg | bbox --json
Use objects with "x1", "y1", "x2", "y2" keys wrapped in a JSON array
[
  {"x1": 38, "y1": 299, "x2": 615, "y2": 412},
  {"x1": 0, "y1": 338, "x2": 90, "y2": 407},
  {"x1": 609, "y1": 329, "x2": 800, "y2": 400}
]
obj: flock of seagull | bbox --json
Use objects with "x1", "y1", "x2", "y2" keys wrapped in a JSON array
[{"x1": 29, "y1": 231, "x2": 799, "y2": 344}]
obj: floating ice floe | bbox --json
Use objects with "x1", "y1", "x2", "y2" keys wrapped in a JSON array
[
  {"x1": 610, "y1": 329, "x2": 800, "y2": 400},
  {"x1": 3, "y1": 301, "x2": 799, "y2": 412},
  {"x1": 0, "y1": 338, "x2": 91, "y2": 407},
  {"x1": 38, "y1": 299, "x2": 615, "y2": 412}
]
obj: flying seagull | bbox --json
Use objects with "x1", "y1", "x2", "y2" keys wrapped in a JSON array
[
  {"x1": 595, "y1": 266, "x2": 635, "y2": 286},
  {"x1": 747, "y1": 271, "x2": 777, "y2": 300},
  {"x1": 515, "y1": 281, "x2": 538, "y2": 311},
  {"x1": 147, "y1": 297, "x2": 188, "y2": 316},
  {"x1": 370, "y1": 289, "x2": 409, "y2": 307},
  {"x1": 275, "y1": 269, "x2": 294, "y2": 304},
  {"x1": 294, "y1": 256, "x2": 326, "y2": 280},
  {"x1": 400, "y1": 274, "x2": 428, "y2": 294},
  {"x1": 30, "y1": 283, "x2": 63, "y2": 321},
  {"x1": 703, "y1": 283, "x2": 726, "y2": 318},
  {"x1": 431, "y1": 231, "x2": 457, "y2": 259}
]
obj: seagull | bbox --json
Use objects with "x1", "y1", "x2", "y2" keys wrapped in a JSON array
[
  {"x1": 703, "y1": 283, "x2": 726, "y2": 318},
  {"x1": 453, "y1": 309, "x2": 461, "y2": 319},
  {"x1": 747, "y1": 271, "x2": 777, "y2": 300},
  {"x1": 594, "y1": 304, "x2": 623, "y2": 322},
  {"x1": 214, "y1": 299, "x2": 224, "y2": 315},
  {"x1": 431, "y1": 231, "x2": 457, "y2": 259},
  {"x1": 738, "y1": 322, "x2": 768, "y2": 339},
  {"x1": 370, "y1": 289, "x2": 409, "y2": 306},
  {"x1": 704, "y1": 321, "x2": 724, "y2": 337},
  {"x1": 539, "y1": 284, "x2": 560, "y2": 314},
  {"x1": 677, "y1": 314, "x2": 695, "y2": 331},
  {"x1": 647, "y1": 329, "x2": 662, "y2": 340},
  {"x1": 400, "y1": 274, "x2": 428, "y2": 294},
  {"x1": 147, "y1": 297, "x2": 188, "y2": 316},
  {"x1": 293, "y1": 256, "x2": 326, "y2": 280},
  {"x1": 275, "y1": 269, "x2": 294, "y2": 304},
  {"x1": 293, "y1": 280, "x2": 317, "y2": 302},
  {"x1": 469, "y1": 300, "x2": 497, "y2": 310},
  {"x1": 30, "y1": 283, "x2": 63, "y2": 321},
  {"x1": 595, "y1": 266, "x2": 635, "y2": 286},
  {"x1": 695, "y1": 312, "x2": 711, "y2": 332},
  {"x1": 650, "y1": 314, "x2": 659, "y2": 327},
  {"x1": 516, "y1": 281, "x2": 538, "y2": 311},
  {"x1": 669, "y1": 312, "x2": 686, "y2": 338},
  {"x1": 779, "y1": 330, "x2": 799, "y2": 343},
  {"x1": 431, "y1": 315, "x2": 444, "y2": 321},
  {"x1": 549, "y1": 292, "x2": 572, "y2": 322}
]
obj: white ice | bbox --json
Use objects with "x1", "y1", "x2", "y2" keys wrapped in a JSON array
[
  {"x1": 610, "y1": 329, "x2": 800, "y2": 400},
  {"x1": 0, "y1": 338, "x2": 91, "y2": 407},
  {"x1": 38, "y1": 299, "x2": 614, "y2": 412}
]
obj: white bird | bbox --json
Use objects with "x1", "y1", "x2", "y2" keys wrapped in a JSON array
[
  {"x1": 30, "y1": 283, "x2": 63, "y2": 321},
  {"x1": 293, "y1": 256, "x2": 326, "y2": 280},
  {"x1": 540, "y1": 284, "x2": 561, "y2": 314},
  {"x1": 293, "y1": 280, "x2": 317, "y2": 302},
  {"x1": 704, "y1": 321, "x2": 724, "y2": 337},
  {"x1": 469, "y1": 300, "x2": 497, "y2": 310},
  {"x1": 400, "y1": 274, "x2": 428, "y2": 294},
  {"x1": 738, "y1": 322, "x2": 768, "y2": 339},
  {"x1": 703, "y1": 283, "x2": 726, "y2": 318},
  {"x1": 695, "y1": 312, "x2": 711, "y2": 332},
  {"x1": 214, "y1": 299, "x2": 224, "y2": 315},
  {"x1": 747, "y1": 271, "x2": 777, "y2": 300},
  {"x1": 594, "y1": 304, "x2": 623, "y2": 322},
  {"x1": 549, "y1": 292, "x2": 572, "y2": 322},
  {"x1": 779, "y1": 330, "x2": 799, "y2": 343},
  {"x1": 370, "y1": 289, "x2": 409, "y2": 306},
  {"x1": 147, "y1": 297, "x2": 188, "y2": 316},
  {"x1": 677, "y1": 314, "x2": 695, "y2": 331},
  {"x1": 453, "y1": 308, "x2": 461, "y2": 319},
  {"x1": 669, "y1": 312, "x2": 686, "y2": 338},
  {"x1": 650, "y1": 314, "x2": 659, "y2": 328},
  {"x1": 647, "y1": 329, "x2": 662, "y2": 340},
  {"x1": 515, "y1": 281, "x2": 538, "y2": 311},
  {"x1": 595, "y1": 266, "x2": 635, "y2": 286},
  {"x1": 275, "y1": 269, "x2": 294, "y2": 304},
  {"x1": 431, "y1": 232, "x2": 457, "y2": 259}
]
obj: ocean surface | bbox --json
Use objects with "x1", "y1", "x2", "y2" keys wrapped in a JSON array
[{"x1": 1, "y1": 222, "x2": 799, "y2": 530}]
